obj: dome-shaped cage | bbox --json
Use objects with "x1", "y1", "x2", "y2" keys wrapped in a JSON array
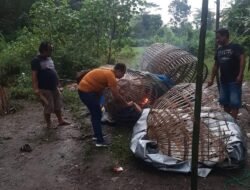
[
  {"x1": 140, "y1": 43, "x2": 179, "y2": 71},
  {"x1": 147, "y1": 84, "x2": 233, "y2": 163},
  {"x1": 140, "y1": 43, "x2": 208, "y2": 84},
  {"x1": 104, "y1": 69, "x2": 171, "y2": 122}
]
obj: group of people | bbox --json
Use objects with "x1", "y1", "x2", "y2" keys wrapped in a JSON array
[{"x1": 31, "y1": 28, "x2": 245, "y2": 147}]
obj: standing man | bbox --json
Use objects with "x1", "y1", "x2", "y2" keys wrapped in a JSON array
[
  {"x1": 78, "y1": 63, "x2": 132, "y2": 147},
  {"x1": 31, "y1": 41, "x2": 70, "y2": 128},
  {"x1": 208, "y1": 28, "x2": 245, "y2": 119}
]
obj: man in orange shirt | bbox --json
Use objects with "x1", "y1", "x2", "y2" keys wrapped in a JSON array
[{"x1": 78, "y1": 63, "x2": 131, "y2": 147}]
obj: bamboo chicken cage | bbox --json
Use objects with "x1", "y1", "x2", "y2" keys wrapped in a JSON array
[
  {"x1": 104, "y1": 69, "x2": 171, "y2": 121},
  {"x1": 147, "y1": 84, "x2": 233, "y2": 163},
  {"x1": 140, "y1": 43, "x2": 208, "y2": 84}
]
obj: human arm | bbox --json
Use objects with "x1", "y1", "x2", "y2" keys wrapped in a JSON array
[
  {"x1": 236, "y1": 54, "x2": 245, "y2": 83},
  {"x1": 31, "y1": 70, "x2": 48, "y2": 104},
  {"x1": 110, "y1": 86, "x2": 131, "y2": 106},
  {"x1": 108, "y1": 71, "x2": 132, "y2": 106},
  {"x1": 133, "y1": 102, "x2": 142, "y2": 113},
  {"x1": 207, "y1": 63, "x2": 218, "y2": 87},
  {"x1": 31, "y1": 58, "x2": 40, "y2": 95},
  {"x1": 32, "y1": 71, "x2": 40, "y2": 95}
]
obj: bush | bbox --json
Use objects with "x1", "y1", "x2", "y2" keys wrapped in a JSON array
[
  {"x1": 0, "y1": 28, "x2": 40, "y2": 86},
  {"x1": 132, "y1": 38, "x2": 153, "y2": 47},
  {"x1": 10, "y1": 72, "x2": 34, "y2": 99},
  {"x1": 117, "y1": 45, "x2": 136, "y2": 58}
]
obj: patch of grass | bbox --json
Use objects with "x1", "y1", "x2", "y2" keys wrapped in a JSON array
[
  {"x1": 117, "y1": 47, "x2": 146, "y2": 69},
  {"x1": 204, "y1": 56, "x2": 214, "y2": 73},
  {"x1": 10, "y1": 87, "x2": 34, "y2": 100},
  {"x1": 82, "y1": 143, "x2": 95, "y2": 161},
  {"x1": 224, "y1": 169, "x2": 250, "y2": 190},
  {"x1": 244, "y1": 57, "x2": 250, "y2": 81},
  {"x1": 10, "y1": 73, "x2": 35, "y2": 100},
  {"x1": 63, "y1": 88, "x2": 134, "y2": 164},
  {"x1": 62, "y1": 89, "x2": 83, "y2": 120},
  {"x1": 109, "y1": 125, "x2": 134, "y2": 165},
  {"x1": 9, "y1": 99, "x2": 24, "y2": 112},
  {"x1": 62, "y1": 88, "x2": 99, "y2": 161}
]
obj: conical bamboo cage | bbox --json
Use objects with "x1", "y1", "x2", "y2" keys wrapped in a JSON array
[
  {"x1": 147, "y1": 84, "x2": 232, "y2": 163},
  {"x1": 140, "y1": 43, "x2": 208, "y2": 84},
  {"x1": 104, "y1": 69, "x2": 171, "y2": 120}
]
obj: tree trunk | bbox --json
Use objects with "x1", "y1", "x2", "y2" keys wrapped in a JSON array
[
  {"x1": 0, "y1": 86, "x2": 9, "y2": 115},
  {"x1": 248, "y1": 55, "x2": 250, "y2": 71}
]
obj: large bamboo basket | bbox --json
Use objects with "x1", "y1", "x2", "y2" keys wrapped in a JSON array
[
  {"x1": 140, "y1": 43, "x2": 208, "y2": 84},
  {"x1": 147, "y1": 84, "x2": 232, "y2": 163},
  {"x1": 104, "y1": 70, "x2": 171, "y2": 120}
]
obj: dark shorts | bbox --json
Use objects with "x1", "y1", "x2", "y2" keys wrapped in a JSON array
[
  {"x1": 219, "y1": 82, "x2": 242, "y2": 109},
  {"x1": 40, "y1": 89, "x2": 63, "y2": 114}
]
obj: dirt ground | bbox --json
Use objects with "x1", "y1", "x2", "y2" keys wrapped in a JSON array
[{"x1": 0, "y1": 100, "x2": 250, "y2": 190}]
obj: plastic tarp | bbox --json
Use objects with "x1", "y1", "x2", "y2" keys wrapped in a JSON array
[{"x1": 130, "y1": 109, "x2": 247, "y2": 177}]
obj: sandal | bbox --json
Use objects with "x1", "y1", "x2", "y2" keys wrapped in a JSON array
[{"x1": 20, "y1": 144, "x2": 32, "y2": 152}]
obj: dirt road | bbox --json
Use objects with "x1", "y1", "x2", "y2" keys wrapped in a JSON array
[{"x1": 0, "y1": 101, "x2": 250, "y2": 190}]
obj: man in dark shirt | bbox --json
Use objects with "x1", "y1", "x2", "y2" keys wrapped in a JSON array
[
  {"x1": 208, "y1": 28, "x2": 245, "y2": 119},
  {"x1": 31, "y1": 41, "x2": 69, "y2": 128}
]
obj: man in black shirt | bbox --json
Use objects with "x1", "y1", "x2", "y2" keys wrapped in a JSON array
[
  {"x1": 31, "y1": 41, "x2": 69, "y2": 128},
  {"x1": 208, "y1": 28, "x2": 245, "y2": 119}
]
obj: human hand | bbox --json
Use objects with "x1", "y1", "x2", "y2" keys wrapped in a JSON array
[
  {"x1": 39, "y1": 94, "x2": 49, "y2": 105},
  {"x1": 34, "y1": 89, "x2": 48, "y2": 105},
  {"x1": 127, "y1": 101, "x2": 134, "y2": 107},
  {"x1": 58, "y1": 87, "x2": 63, "y2": 94},
  {"x1": 207, "y1": 80, "x2": 214, "y2": 87},
  {"x1": 34, "y1": 89, "x2": 40, "y2": 96},
  {"x1": 236, "y1": 75, "x2": 243, "y2": 83}
]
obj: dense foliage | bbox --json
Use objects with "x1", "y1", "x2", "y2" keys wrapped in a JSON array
[
  {"x1": 0, "y1": 0, "x2": 145, "y2": 84},
  {"x1": 0, "y1": 0, "x2": 249, "y2": 92}
]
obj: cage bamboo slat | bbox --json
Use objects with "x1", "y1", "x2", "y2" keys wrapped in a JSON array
[{"x1": 147, "y1": 84, "x2": 232, "y2": 163}]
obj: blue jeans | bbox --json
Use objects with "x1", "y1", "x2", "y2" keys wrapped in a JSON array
[
  {"x1": 219, "y1": 82, "x2": 242, "y2": 109},
  {"x1": 78, "y1": 90, "x2": 104, "y2": 143}
]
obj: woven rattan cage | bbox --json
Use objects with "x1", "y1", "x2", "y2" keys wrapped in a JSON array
[
  {"x1": 104, "y1": 69, "x2": 171, "y2": 120},
  {"x1": 140, "y1": 43, "x2": 208, "y2": 84},
  {"x1": 147, "y1": 83, "x2": 232, "y2": 163}
]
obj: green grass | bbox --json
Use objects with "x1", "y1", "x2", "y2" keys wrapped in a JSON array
[
  {"x1": 62, "y1": 89, "x2": 83, "y2": 120},
  {"x1": 117, "y1": 47, "x2": 146, "y2": 70},
  {"x1": 63, "y1": 88, "x2": 134, "y2": 164},
  {"x1": 204, "y1": 56, "x2": 214, "y2": 73},
  {"x1": 244, "y1": 57, "x2": 250, "y2": 81},
  {"x1": 62, "y1": 89, "x2": 98, "y2": 161},
  {"x1": 109, "y1": 126, "x2": 134, "y2": 165}
]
